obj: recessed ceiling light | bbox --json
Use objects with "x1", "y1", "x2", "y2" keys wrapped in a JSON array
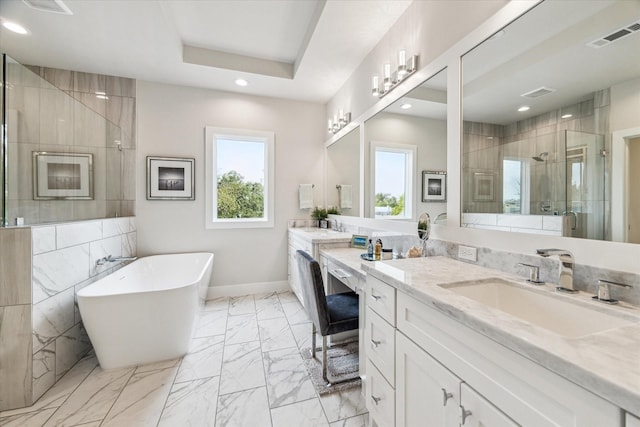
[
  {"x1": 235, "y1": 79, "x2": 248, "y2": 87},
  {"x1": 517, "y1": 105, "x2": 530, "y2": 112},
  {"x1": 561, "y1": 114, "x2": 573, "y2": 119},
  {"x1": 400, "y1": 103, "x2": 412, "y2": 110},
  {"x1": 2, "y1": 21, "x2": 29, "y2": 35}
]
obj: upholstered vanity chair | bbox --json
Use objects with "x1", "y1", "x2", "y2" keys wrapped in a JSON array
[{"x1": 296, "y1": 250, "x2": 360, "y2": 385}]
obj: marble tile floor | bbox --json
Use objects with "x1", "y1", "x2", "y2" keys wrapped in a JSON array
[{"x1": 0, "y1": 291, "x2": 368, "y2": 427}]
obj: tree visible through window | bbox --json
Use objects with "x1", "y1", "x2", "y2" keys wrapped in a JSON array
[{"x1": 205, "y1": 127, "x2": 274, "y2": 229}]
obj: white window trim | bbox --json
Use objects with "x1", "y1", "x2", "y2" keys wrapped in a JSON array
[
  {"x1": 370, "y1": 140, "x2": 417, "y2": 220},
  {"x1": 205, "y1": 126, "x2": 275, "y2": 229}
]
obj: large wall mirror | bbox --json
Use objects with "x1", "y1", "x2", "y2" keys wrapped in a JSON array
[
  {"x1": 327, "y1": 126, "x2": 361, "y2": 217},
  {"x1": 462, "y1": 0, "x2": 640, "y2": 243},
  {"x1": 364, "y1": 68, "x2": 448, "y2": 222}
]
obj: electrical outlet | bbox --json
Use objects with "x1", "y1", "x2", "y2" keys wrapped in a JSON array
[{"x1": 458, "y1": 245, "x2": 477, "y2": 262}]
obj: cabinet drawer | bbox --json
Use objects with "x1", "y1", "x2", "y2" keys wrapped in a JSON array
[
  {"x1": 327, "y1": 259, "x2": 362, "y2": 293},
  {"x1": 366, "y1": 308, "x2": 395, "y2": 386},
  {"x1": 366, "y1": 359, "x2": 395, "y2": 427},
  {"x1": 367, "y1": 275, "x2": 396, "y2": 325}
]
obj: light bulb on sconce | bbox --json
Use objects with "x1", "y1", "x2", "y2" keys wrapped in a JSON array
[
  {"x1": 372, "y1": 75, "x2": 380, "y2": 96},
  {"x1": 383, "y1": 63, "x2": 392, "y2": 91},
  {"x1": 397, "y1": 49, "x2": 407, "y2": 79}
]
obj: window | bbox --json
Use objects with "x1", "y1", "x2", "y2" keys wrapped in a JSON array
[
  {"x1": 205, "y1": 127, "x2": 274, "y2": 229},
  {"x1": 371, "y1": 142, "x2": 416, "y2": 219},
  {"x1": 502, "y1": 158, "x2": 530, "y2": 214}
]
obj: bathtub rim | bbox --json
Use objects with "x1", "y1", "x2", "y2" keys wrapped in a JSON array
[{"x1": 77, "y1": 252, "x2": 214, "y2": 298}]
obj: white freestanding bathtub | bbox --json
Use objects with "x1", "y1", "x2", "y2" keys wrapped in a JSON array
[{"x1": 77, "y1": 252, "x2": 214, "y2": 369}]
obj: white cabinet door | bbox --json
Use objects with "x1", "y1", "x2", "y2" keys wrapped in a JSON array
[
  {"x1": 460, "y1": 383, "x2": 519, "y2": 427},
  {"x1": 367, "y1": 359, "x2": 395, "y2": 427},
  {"x1": 396, "y1": 332, "x2": 460, "y2": 427},
  {"x1": 627, "y1": 413, "x2": 640, "y2": 427}
]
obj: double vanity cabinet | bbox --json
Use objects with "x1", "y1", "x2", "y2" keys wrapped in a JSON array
[{"x1": 316, "y1": 249, "x2": 640, "y2": 427}]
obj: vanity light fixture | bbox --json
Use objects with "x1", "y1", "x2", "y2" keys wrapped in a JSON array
[
  {"x1": 234, "y1": 78, "x2": 248, "y2": 87},
  {"x1": 371, "y1": 50, "x2": 418, "y2": 98},
  {"x1": 2, "y1": 20, "x2": 29, "y2": 35},
  {"x1": 328, "y1": 109, "x2": 351, "y2": 134},
  {"x1": 517, "y1": 105, "x2": 530, "y2": 112}
]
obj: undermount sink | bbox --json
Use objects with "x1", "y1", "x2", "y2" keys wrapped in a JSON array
[{"x1": 440, "y1": 278, "x2": 638, "y2": 338}]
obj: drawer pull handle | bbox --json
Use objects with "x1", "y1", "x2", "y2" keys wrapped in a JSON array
[
  {"x1": 371, "y1": 294, "x2": 382, "y2": 301},
  {"x1": 441, "y1": 388, "x2": 453, "y2": 406},
  {"x1": 460, "y1": 406, "x2": 472, "y2": 425},
  {"x1": 371, "y1": 395, "x2": 382, "y2": 405},
  {"x1": 371, "y1": 339, "x2": 381, "y2": 347}
]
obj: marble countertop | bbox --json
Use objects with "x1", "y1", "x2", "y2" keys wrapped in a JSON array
[
  {"x1": 323, "y1": 253, "x2": 640, "y2": 415},
  {"x1": 288, "y1": 227, "x2": 353, "y2": 244}
]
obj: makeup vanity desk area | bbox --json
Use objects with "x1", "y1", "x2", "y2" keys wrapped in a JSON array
[{"x1": 318, "y1": 250, "x2": 640, "y2": 427}]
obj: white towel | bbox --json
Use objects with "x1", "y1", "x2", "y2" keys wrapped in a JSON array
[
  {"x1": 339, "y1": 184, "x2": 352, "y2": 209},
  {"x1": 299, "y1": 184, "x2": 314, "y2": 209}
]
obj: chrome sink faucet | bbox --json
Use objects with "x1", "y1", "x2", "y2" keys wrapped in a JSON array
[{"x1": 536, "y1": 249, "x2": 577, "y2": 293}]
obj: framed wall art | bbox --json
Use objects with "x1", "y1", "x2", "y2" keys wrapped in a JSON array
[
  {"x1": 147, "y1": 156, "x2": 195, "y2": 200},
  {"x1": 422, "y1": 171, "x2": 446, "y2": 202},
  {"x1": 33, "y1": 152, "x2": 94, "y2": 200},
  {"x1": 473, "y1": 172, "x2": 495, "y2": 201}
]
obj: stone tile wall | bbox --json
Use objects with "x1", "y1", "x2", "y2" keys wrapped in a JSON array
[
  {"x1": 0, "y1": 217, "x2": 136, "y2": 411},
  {"x1": 0, "y1": 227, "x2": 32, "y2": 410}
]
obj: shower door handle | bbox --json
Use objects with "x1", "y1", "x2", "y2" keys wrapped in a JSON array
[{"x1": 563, "y1": 211, "x2": 577, "y2": 230}]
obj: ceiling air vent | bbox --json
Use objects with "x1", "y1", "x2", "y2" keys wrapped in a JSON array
[
  {"x1": 587, "y1": 20, "x2": 640, "y2": 48},
  {"x1": 21, "y1": 0, "x2": 73, "y2": 15},
  {"x1": 521, "y1": 87, "x2": 556, "y2": 99}
]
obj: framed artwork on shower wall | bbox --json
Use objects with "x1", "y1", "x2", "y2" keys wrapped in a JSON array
[
  {"x1": 473, "y1": 172, "x2": 495, "y2": 201},
  {"x1": 32, "y1": 151, "x2": 94, "y2": 200},
  {"x1": 422, "y1": 171, "x2": 447, "y2": 202},
  {"x1": 146, "y1": 156, "x2": 195, "y2": 200}
]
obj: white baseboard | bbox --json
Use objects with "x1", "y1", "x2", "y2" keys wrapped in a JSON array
[{"x1": 206, "y1": 280, "x2": 290, "y2": 299}]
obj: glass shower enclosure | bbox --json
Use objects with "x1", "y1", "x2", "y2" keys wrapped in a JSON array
[{"x1": 0, "y1": 54, "x2": 128, "y2": 227}]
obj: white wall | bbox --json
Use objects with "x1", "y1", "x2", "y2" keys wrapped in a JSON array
[
  {"x1": 136, "y1": 81, "x2": 325, "y2": 288},
  {"x1": 611, "y1": 77, "x2": 640, "y2": 132},
  {"x1": 364, "y1": 112, "x2": 447, "y2": 220}
]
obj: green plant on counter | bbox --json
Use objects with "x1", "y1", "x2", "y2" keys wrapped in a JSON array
[{"x1": 311, "y1": 206, "x2": 328, "y2": 220}]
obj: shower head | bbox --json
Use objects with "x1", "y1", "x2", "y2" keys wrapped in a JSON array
[{"x1": 532, "y1": 152, "x2": 549, "y2": 162}]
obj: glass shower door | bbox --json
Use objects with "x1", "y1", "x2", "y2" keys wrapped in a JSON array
[{"x1": 565, "y1": 130, "x2": 605, "y2": 240}]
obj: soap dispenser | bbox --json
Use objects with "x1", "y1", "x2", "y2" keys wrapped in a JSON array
[
  {"x1": 374, "y1": 239, "x2": 382, "y2": 260},
  {"x1": 367, "y1": 239, "x2": 374, "y2": 257}
]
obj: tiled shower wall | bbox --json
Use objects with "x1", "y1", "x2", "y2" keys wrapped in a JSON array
[
  {"x1": 0, "y1": 217, "x2": 136, "y2": 411},
  {"x1": 0, "y1": 227, "x2": 32, "y2": 411},
  {"x1": 6, "y1": 62, "x2": 136, "y2": 225}
]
